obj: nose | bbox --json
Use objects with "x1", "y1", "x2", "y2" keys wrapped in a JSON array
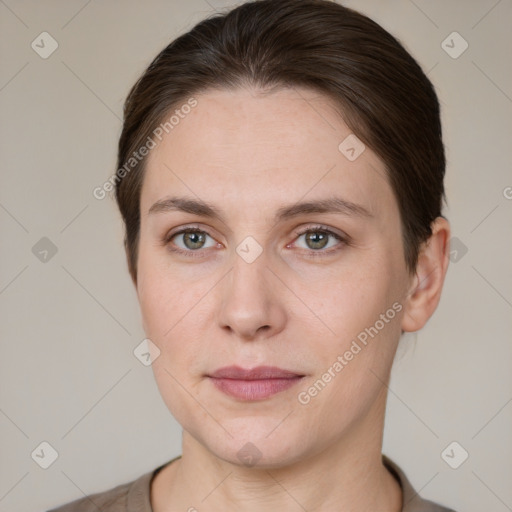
[{"x1": 216, "y1": 248, "x2": 287, "y2": 341}]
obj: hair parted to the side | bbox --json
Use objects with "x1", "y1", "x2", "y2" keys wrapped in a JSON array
[{"x1": 115, "y1": 0, "x2": 446, "y2": 284}]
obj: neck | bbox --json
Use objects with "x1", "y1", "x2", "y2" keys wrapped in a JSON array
[{"x1": 152, "y1": 387, "x2": 402, "y2": 511}]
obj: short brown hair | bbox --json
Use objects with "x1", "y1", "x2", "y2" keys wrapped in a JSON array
[{"x1": 115, "y1": 0, "x2": 445, "y2": 284}]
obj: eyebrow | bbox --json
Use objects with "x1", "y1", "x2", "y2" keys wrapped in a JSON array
[{"x1": 148, "y1": 195, "x2": 372, "y2": 223}]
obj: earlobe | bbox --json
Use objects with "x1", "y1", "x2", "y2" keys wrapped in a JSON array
[{"x1": 401, "y1": 217, "x2": 451, "y2": 333}]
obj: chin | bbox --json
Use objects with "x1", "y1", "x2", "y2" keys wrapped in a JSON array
[{"x1": 198, "y1": 419, "x2": 309, "y2": 469}]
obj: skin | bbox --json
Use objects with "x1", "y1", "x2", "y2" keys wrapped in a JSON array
[{"x1": 132, "y1": 86, "x2": 450, "y2": 511}]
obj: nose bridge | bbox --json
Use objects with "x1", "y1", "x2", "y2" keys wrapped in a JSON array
[
  {"x1": 217, "y1": 241, "x2": 285, "y2": 339},
  {"x1": 229, "y1": 244, "x2": 270, "y2": 312}
]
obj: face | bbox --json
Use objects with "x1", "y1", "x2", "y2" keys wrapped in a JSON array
[{"x1": 136, "y1": 86, "x2": 413, "y2": 467}]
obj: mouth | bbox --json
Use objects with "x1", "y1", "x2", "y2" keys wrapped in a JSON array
[{"x1": 207, "y1": 365, "x2": 305, "y2": 401}]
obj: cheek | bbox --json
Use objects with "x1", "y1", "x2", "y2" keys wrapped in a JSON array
[
  {"x1": 302, "y1": 257, "x2": 404, "y2": 398},
  {"x1": 295, "y1": 304, "x2": 402, "y2": 439},
  {"x1": 137, "y1": 269, "x2": 208, "y2": 427},
  {"x1": 317, "y1": 264, "x2": 397, "y2": 341},
  {"x1": 137, "y1": 245, "x2": 187, "y2": 335},
  {"x1": 136, "y1": 255, "x2": 210, "y2": 375}
]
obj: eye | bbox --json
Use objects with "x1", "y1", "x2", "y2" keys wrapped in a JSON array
[
  {"x1": 291, "y1": 225, "x2": 347, "y2": 255},
  {"x1": 164, "y1": 224, "x2": 348, "y2": 259},
  {"x1": 165, "y1": 227, "x2": 218, "y2": 256}
]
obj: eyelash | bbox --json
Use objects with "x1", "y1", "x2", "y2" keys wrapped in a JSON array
[
  {"x1": 292, "y1": 225, "x2": 348, "y2": 258},
  {"x1": 163, "y1": 224, "x2": 349, "y2": 259}
]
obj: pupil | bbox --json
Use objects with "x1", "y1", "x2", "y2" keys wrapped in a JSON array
[
  {"x1": 307, "y1": 232, "x2": 327, "y2": 249},
  {"x1": 185, "y1": 232, "x2": 204, "y2": 249}
]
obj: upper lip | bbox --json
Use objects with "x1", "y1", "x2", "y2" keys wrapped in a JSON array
[{"x1": 208, "y1": 365, "x2": 304, "y2": 380}]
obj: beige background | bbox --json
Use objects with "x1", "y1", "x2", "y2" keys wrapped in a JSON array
[{"x1": 0, "y1": 1, "x2": 511, "y2": 511}]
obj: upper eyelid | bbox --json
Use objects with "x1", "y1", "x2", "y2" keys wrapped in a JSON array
[
  {"x1": 293, "y1": 225, "x2": 346, "y2": 238},
  {"x1": 167, "y1": 224, "x2": 343, "y2": 238}
]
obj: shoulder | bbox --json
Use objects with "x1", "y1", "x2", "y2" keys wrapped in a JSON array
[
  {"x1": 46, "y1": 479, "x2": 133, "y2": 512},
  {"x1": 383, "y1": 455, "x2": 458, "y2": 512},
  {"x1": 46, "y1": 465, "x2": 158, "y2": 512}
]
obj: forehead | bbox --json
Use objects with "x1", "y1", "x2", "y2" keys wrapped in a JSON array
[{"x1": 140, "y1": 86, "x2": 396, "y2": 225}]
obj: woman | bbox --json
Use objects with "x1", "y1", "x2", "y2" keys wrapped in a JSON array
[{"x1": 49, "y1": 0, "x2": 455, "y2": 510}]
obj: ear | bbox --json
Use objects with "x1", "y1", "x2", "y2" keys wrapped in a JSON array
[{"x1": 401, "y1": 217, "x2": 450, "y2": 333}]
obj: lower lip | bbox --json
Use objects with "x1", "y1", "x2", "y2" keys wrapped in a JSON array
[{"x1": 209, "y1": 377, "x2": 303, "y2": 401}]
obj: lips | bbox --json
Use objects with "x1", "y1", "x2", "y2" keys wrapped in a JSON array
[
  {"x1": 209, "y1": 365, "x2": 303, "y2": 380},
  {"x1": 207, "y1": 365, "x2": 305, "y2": 401}
]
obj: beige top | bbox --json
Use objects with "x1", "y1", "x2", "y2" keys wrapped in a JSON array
[{"x1": 47, "y1": 455, "x2": 456, "y2": 511}]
